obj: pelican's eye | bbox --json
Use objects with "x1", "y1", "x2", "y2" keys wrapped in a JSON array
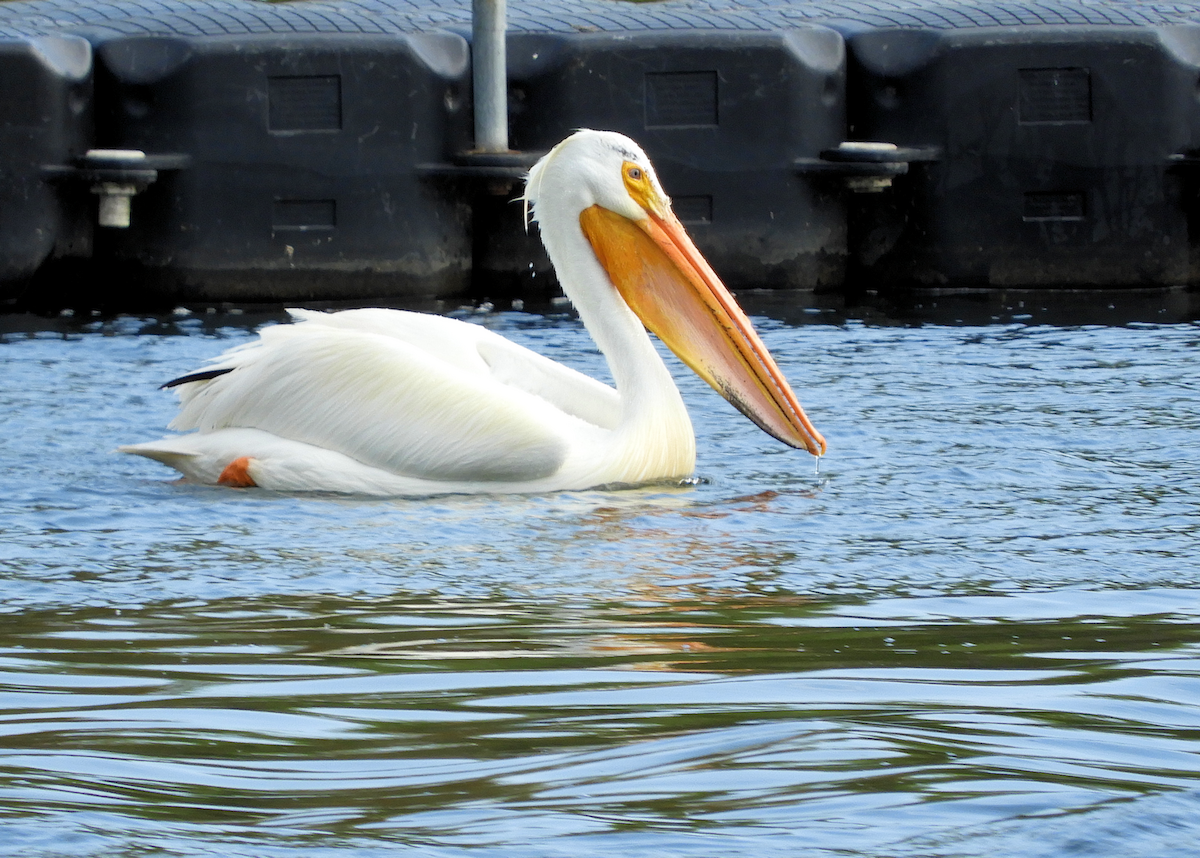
[{"x1": 621, "y1": 160, "x2": 662, "y2": 216}]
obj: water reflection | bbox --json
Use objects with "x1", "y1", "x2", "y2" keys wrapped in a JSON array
[
  {"x1": 1, "y1": 587, "x2": 1199, "y2": 856},
  {"x1": 0, "y1": 303, "x2": 1198, "y2": 856}
]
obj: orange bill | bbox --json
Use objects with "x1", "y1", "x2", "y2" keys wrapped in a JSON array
[{"x1": 579, "y1": 203, "x2": 827, "y2": 456}]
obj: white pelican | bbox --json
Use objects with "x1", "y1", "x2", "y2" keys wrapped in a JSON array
[{"x1": 121, "y1": 130, "x2": 825, "y2": 495}]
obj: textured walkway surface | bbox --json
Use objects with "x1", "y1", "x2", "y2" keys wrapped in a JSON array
[{"x1": 1, "y1": 0, "x2": 1198, "y2": 39}]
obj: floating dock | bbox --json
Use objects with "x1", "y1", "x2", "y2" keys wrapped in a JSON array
[{"x1": 2, "y1": 0, "x2": 1200, "y2": 308}]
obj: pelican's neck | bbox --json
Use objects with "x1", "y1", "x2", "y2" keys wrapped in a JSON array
[
  {"x1": 546, "y1": 214, "x2": 677, "y2": 409},
  {"x1": 537, "y1": 207, "x2": 696, "y2": 477}
]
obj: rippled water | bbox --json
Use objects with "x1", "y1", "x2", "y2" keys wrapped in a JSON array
[{"x1": 1, "y1": 291, "x2": 1198, "y2": 857}]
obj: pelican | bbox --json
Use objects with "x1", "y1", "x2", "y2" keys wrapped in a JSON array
[{"x1": 121, "y1": 130, "x2": 825, "y2": 495}]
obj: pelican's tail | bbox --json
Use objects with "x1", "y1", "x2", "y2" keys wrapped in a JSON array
[{"x1": 118, "y1": 437, "x2": 213, "y2": 483}]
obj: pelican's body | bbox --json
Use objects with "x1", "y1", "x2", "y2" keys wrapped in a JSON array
[{"x1": 122, "y1": 131, "x2": 824, "y2": 496}]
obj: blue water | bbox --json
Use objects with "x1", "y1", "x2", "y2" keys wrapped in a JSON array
[{"x1": 1, "y1": 292, "x2": 1198, "y2": 857}]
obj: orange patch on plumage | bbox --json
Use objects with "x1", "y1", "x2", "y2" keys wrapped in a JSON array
[{"x1": 217, "y1": 456, "x2": 257, "y2": 488}]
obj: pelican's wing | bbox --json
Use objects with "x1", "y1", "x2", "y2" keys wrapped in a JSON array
[
  {"x1": 168, "y1": 311, "x2": 613, "y2": 483},
  {"x1": 287, "y1": 309, "x2": 622, "y2": 429}
]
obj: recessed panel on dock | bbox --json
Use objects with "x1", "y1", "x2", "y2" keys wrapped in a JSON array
[
  {"x1": 491, "y1": 27, "x2": 848, "y2": 291},
  {"x1": 0, "y1": 35, "x2": 91, "y2": 299},
  {"x1": 91, "y1": 31, "x2": 473, "y2": 302},
  {"x1": 845, "y1": 25, "x2": 1200, "y2": 289}
]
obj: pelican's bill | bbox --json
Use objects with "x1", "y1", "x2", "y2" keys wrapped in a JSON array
[{"x1": 580, "y1": 204, "x2": 826, "y2": 456}]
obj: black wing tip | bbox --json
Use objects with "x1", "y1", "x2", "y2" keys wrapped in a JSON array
[{"x1": 161, "y1": 367, "x2": 235, "y2": 389}]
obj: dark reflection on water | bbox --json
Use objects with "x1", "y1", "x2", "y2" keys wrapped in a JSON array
[{"x1": 0, "y1": 295, "x2": 1198, "y2": 857}]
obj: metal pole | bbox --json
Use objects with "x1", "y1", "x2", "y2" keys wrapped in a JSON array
[{"x1": 472, "y1": 0, "x2": 509, "y2": 152}]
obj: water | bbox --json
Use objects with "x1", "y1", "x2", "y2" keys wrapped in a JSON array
[{"x1": 1, "y1": 291, "x2": 1198, "y2": 857}]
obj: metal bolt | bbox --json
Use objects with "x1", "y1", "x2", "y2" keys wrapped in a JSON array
[{"x1": 93, "y1": 183, "x2": 140, "y2": 228}]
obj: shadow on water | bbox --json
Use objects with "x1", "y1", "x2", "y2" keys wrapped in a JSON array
[
  {"x1": 738, "y1": 285, "x2": 1200, "y2": 329},
  {"x1": 2, "y1": 283, "x2": 1198, "y2": 338},
  {"x1": 0, "y1": 289, "x2": 1198, "y2": 856}
]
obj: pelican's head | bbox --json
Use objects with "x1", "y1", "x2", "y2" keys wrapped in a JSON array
[
  {"x1": 525, "y1": 130, "x2": 826, "y2": 457},
  {"x1": 525, "y1": 130, "x2": 668, "y2": 229}
]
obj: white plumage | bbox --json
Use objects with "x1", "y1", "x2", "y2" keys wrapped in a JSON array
[{"x1": 122, "y1": 130, "x2": 824, "y2": 496}]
